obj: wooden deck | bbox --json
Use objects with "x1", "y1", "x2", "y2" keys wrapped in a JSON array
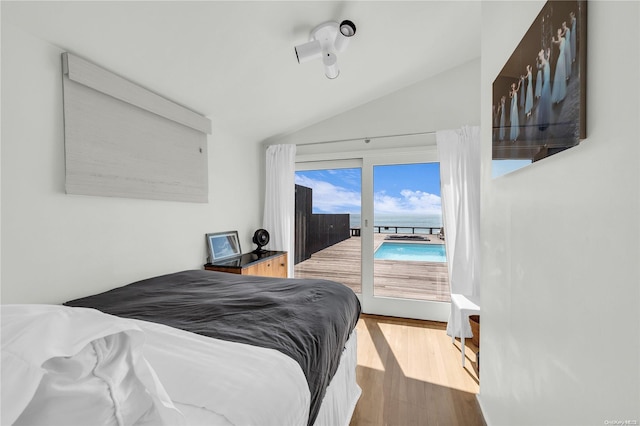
[{"x1": 294, "y1": 233, "x2": 451, "y2": 302}]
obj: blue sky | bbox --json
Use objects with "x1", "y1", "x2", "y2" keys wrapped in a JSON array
[
  {"x1": 491, "y1": 159, "x2": 532, "y2": 178},
  {"x1": 295, "y1": 163, "x2": 442, "y2": 215}
]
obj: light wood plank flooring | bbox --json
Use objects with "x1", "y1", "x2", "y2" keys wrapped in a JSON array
[
  {"x1": 295, "y1": 234, "x2": 450, "y2": 302},
  {"x1": 350, "y1": 315, "x2": 484, "y2": 426}
]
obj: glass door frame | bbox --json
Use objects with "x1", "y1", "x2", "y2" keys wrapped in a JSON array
[
  {"x1": 296, "y1": 148, "x2": 450, "y2": 322},
  {"x1": 295, "y1": 158, "x2": 364, "y2": 299},
  {"x1": 361, "y1": 151, "x2": 449, "y2": 322}
]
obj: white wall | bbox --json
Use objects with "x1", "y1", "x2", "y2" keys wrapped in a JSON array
[
  {"x1": 273, "y1": 58, "x2": 480, "y2": 155},
  {"x1": 479, "y1": 2, "x2": 639, "y2": 425},
  {"x1": 1, "y1": 24, "x2": 263, "y2": 304}
]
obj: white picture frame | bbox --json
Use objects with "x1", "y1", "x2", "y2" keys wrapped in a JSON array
[{"x1": 206, "y1": 231, "x2": 241, "y2": 263}]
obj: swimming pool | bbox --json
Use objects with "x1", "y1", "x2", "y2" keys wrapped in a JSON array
[{"x1": 374, "y1": 242, "x2": 447, "y2": 262}]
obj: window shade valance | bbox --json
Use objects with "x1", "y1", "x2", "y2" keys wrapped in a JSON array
[{"x1": 61, "y1": 52, "x2": 212, "y2": 203}]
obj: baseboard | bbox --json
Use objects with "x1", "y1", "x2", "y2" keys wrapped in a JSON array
[{"x1": 475, "y1": 393, "x2": 491, "y2": 426}]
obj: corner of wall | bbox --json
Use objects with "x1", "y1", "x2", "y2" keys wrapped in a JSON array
[{"x1": 479, "y1": 1, "x2": 640, "y2": 424}]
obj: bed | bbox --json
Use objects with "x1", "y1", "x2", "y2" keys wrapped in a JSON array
[{"x1": 2, "y1": 270, "x2": 361, "y2": 426}]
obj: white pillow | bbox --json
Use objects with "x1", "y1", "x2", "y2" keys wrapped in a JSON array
[{"x1": 1, "y1": 304, "x2": 185, "y2": 426}]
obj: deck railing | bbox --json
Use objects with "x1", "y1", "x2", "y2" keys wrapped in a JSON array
[{"x1": 350, "y1": 226, "x2": 443, "y2": 236}]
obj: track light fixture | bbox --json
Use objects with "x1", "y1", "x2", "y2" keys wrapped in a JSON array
[{"x1": 294, "y1": 19, "x2": 356, "y2": 79}]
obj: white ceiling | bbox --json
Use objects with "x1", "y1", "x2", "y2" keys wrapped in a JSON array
[{"x1": 3, "y1": 1, "x2": 481, "y2": 143}]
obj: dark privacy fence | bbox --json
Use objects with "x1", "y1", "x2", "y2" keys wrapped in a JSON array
[{"x1": 295, "y1": 185, "x2": 350, "y2": 264}]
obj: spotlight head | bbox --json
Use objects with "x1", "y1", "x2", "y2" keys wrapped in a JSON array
[
  {"x1": 339, "y1": 20, "x2": 356, "y2": 37},
  {"x1": 334, "y1": 19, "x2": 356, "y2": 52},
  {"x1": 323, "y1": 51, "x2": 339, "y2": 79},
  {"x1": 294, "y1": 19, "x2": 356, "y2": 78},
  {"x1": 294, "y1": 39, "x2": 322, "y2": 64}
]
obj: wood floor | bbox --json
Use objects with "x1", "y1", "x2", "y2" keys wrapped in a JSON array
[
  {"x1": 350, "y1": 315, "x2": 484, "y2": 426},
  {"x1": 295, "y1": 234, "x2": 451, "y2": 302}
]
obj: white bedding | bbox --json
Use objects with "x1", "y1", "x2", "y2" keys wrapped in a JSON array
[
  {"x1": 162, "y1": 327, "x2": 362, "y2": 426},
  {"x1": 2, "y1": 304, "x2": 360, "y2": 426},
  {"x1": 1, "y1": 305, "x2": 184, "y2": 426},
  {"x1": 130, "y1": 317, "x2": 311, "y2": 426},
  {"x1": 313, "y1": 330, "x2": 361, "y2": 426}
]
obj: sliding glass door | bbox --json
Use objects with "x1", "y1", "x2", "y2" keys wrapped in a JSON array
[
  {"x1": 295, "y1": 151, "x2": 450, "y2": 321},
  {"x1": 360, "y1": 153, "x2": 449, "y2": 321},
  {"x1": 372, "y1": 163, "x2": 450, "y2": 303},
  {"x1": 294, "y1": 160, "x2": 362, "y2": 295}
]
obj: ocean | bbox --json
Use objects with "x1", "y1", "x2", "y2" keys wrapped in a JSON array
[{"x1": 349, "y1": 213, "x2": 442, "y2": 232}]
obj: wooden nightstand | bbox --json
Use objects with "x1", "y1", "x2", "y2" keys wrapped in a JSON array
[{"x1": 204, "y1": 251, "x2": 288, "y2": 278}]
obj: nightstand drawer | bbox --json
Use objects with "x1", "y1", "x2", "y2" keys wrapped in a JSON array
[{"x1": 205, "y1": 251, "x2": 287, "y2": 278}]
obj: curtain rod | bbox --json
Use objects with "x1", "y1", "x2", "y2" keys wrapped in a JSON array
[{"x1": 297, "y1": 130, "x2": 437, "y2": 147}]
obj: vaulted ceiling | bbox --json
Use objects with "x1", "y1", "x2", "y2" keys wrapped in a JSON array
[{"x1": 2, "y1": 1, "x2": 481, "y2": 143}]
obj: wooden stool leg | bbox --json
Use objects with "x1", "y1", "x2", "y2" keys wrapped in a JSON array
[{"x1": 460, "y1": 310, "x2": 466, "y2": 366}]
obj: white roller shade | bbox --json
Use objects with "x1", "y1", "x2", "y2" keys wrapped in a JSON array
[{"x1": 62, "y1": 52, "x2": 211, "y2": 203}]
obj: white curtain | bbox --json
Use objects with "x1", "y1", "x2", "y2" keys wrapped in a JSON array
[
  {"x1": 436, "y1": 126, "x2": 481, "y2": 338},
  {"x1": 263, "y1": 144, "x2": 296, "y2": 277}
]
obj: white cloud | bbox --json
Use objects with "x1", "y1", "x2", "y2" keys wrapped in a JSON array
[
  {"x1": 295, "y1": 175, "x2": 441, "y2": 216},
  {"x1": 374, "y1": 189, "x2": 441, "y2": 215},
  {"x1": 295, "y1": 175, "x2": 361, "y2": 213}
]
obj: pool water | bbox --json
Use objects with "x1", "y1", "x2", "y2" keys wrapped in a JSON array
[{"x1": 374, "y1": 242, "x2": 447, "y2": 262}]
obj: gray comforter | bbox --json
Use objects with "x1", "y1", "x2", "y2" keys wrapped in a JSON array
[{"x1": 64, "y1": 269, "x2": 361, "y2": 425}]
